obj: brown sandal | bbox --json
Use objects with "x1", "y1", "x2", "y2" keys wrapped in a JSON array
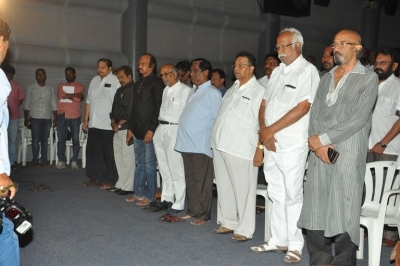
[
  {"x1": 231, "y1": 234, "x2": 249, "y2": 242},
  {"x1": 284, "y1": 250, "x2": 302, "y2": 264}
]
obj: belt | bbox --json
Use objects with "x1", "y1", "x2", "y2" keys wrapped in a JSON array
[{"x1": 159, "y1": 120, "x2": 178, "y2": 125}]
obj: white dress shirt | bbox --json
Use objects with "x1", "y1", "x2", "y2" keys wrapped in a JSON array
[
  {"x1": 264, "y1": 55, "x2": 320, "y2": 149},
  {"x1": 86, "y1": 72, "x2": 120, "y2": 130},
  {"x1": 369, "y1": 74, "x2": 400, "y2": 155},
  {"x1": 158, "y1": 81, "x2": 191, "y2": 123},
  {"x1": 212, "y1": 76, "x2": 265, "y2": 160},
  {"x1": 258, "y1": 75, "x2": 269, "y2": 88}
]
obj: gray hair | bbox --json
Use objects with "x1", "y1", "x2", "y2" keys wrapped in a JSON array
[{"x1": 280, "y1": 27, "x2": 304, "y2": 50}]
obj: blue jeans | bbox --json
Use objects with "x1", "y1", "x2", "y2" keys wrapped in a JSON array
[
  {"x1": 0, "y1": 214, "x2": 20, "y2": 266},
  {"x1": 57, "y1": 114, "x2": 81, "y2": 163},
  {"x1": 133, "y1": 136, "x2": 157, "y2": 201},
  {"x1": 7, "y1": 119, "x2": 20, "y2": 165},
  {"x1": 30, "y1": 117, "x2": 51, "y2": 163}
]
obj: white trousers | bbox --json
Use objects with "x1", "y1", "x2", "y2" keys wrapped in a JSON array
[
  {"x1": 214, "y1": 149, "x2": 258, "y2": 238},
  {"x1": 153, "y1": 124, "x2": 186, "y2": 210},
  {"x1": 263, "y1": 144, "x2": 308, "y2": 250},
  {"x1": 113, "y1": 129, "x2": 135, "y2": 191}
]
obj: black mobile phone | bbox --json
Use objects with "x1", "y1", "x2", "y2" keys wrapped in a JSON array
[{"x1": 328, "y1": 148, "x2": 339, "y2": 164}]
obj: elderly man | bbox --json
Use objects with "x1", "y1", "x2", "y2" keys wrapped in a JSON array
[
  {"x1": 212, "y1": 51, "x2": 264, "y2": 242},
  {"x1": 83, "y1": 58, "x2": 120, "y2": 188},
  {"x1": 24, "y1": 69, "x2": 58, "y2": 166},
  {"x1": 109, "y1": 66, "x2": 135, "y2": 195},
  {"x1": 125, "y1": 53, "x2": 164, "y2": 206},
  {"x1": 368, "y1": 48, "x2": 400, "y2": 247},
  {"x1": 175, "y1": 58, "x2": 222, "y2": 226},
  {"x1": 152, "y1": 64, "x2": 191, "y2": 219},
  {"x1": 319, "y1": 45, "x2": 335, "y2": 77},
  {"x1": 251, "y1": 28, "x2": 320, "y2": 264},
  {"x1": 258, "y1": 53, "x2": 280, "y2": 88},
  {"x1": 298, "y1": 30, "x2": 378, "y2": 265},
  {"x1": 0, "y1": 17, "x2": 20, "y2": 266}
]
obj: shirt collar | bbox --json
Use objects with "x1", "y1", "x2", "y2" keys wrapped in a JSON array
[
  {"x1": 280, "y1": 54, "x2": 303, "y2": 73},
  {"x1": 194, "y1": 80, "x2": 211, "y2": 92},
  {"x1": 234, "y1": 75, "x2": 257, "y2": 88},
  {"x1": 327, "y1": 61, "x2": 366, "y2": 76}
]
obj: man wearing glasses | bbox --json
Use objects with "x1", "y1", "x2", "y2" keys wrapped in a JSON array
[
  {"x1": 258, "y1": 53, "x2": 281, "y2": 89},
  {"x1": 251, "y1": 28, "x2": 319, "y2": 264},
  {"x1": 367, "y1": 48, "x2": 400, "y2": 248},
  {"x1": 152, "y1": 64, "x2": 191, "y2": 219},
  {"x1": 299, "y1": 30, "x2": 378, "y2": 265},
  {"x1": 175, "y1": 58, "x2": 222, "y2": 226}
]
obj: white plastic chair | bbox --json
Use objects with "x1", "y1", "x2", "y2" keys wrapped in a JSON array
[
  {"x1": 55, "y1": 123, "x2": 88, "y2": 168},
  {"x1": 18, "y1": 120, "x2": 55, "y2": 166},
  {"x1": 357, "y1": 161, "x2": 400, "y2": 266}
]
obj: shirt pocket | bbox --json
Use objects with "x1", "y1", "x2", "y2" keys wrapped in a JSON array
[
  {"x1": 377, "y1": 97, "x2": 397, "y2": 116},
  {"x1": 277, "y1": 86, "x2": 297, "y2": 106},
  {"x1": 234, "y1": 96, "x2": 251, "y2": 114},
  {"x1": 30, "y1": 91, "x2": 40, "y2": 103}
]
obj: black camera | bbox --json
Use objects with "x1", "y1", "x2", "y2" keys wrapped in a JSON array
[{"x1": 0, "y1": 197, "x2": 32, "y2": 234}]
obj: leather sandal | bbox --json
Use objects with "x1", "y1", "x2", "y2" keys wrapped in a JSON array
[
  {"x1": 284, "y1": 250, "x2": 302, "y2": 264},
  {"x1": 250, "y1": 242, "x2": 288, "y2": 253},
  {"x1": 383, "y1": 238, "x2": 397, "y2": 247},
  {"x1": 213, "y1": 226, "x2": 234, "y2": 234},
  {"x1": 231, "y1": 234, "x2": 249, "y2": 242}
]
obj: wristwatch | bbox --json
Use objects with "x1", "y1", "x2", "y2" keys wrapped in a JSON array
[
  {"x1": 118, "y1": 125, "x2": 122, "y2": 129},
  {"x1": 257, "y1": 144, "x2": 264, "y2": 150},
  {"x1": 380, "y1": 141, "x2": 387, "y2": 148}
]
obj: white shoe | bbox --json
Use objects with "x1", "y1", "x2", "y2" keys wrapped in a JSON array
[
  {"x1": 71, "y1": 162, "x2": 79, "y2": 169},
  {"x1": 250, "y1": 242, "x2": 288, "y2": 253},
  {"x1": 55, "y1": 161, "x2": 66, "y2": 169}
]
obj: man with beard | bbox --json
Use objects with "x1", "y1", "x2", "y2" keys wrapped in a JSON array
[
  {"x1": 367, "y1": 48, "x2": 400, "y2": 247},
  {"x1": 83, "y1": 58, "x2": 120, "y2": 188},
  {"x1": 125, "y1": 53, "x2": 164, "y2": 206},
  {"x1": 298, "y1": 30, "x2": 378, "y2": 265},
  {"x1": 251, "y1": 28, "x2": 319, "y2": 264},
  {"x1": 319, "y1": 45, "x2": 335, "y2": 77},
  {"x1": 55, "y1": 67, "x2": 85, "y2": 169},
  {"x1": 258, "y1": 53, "x2": 280, "y2": 88}
]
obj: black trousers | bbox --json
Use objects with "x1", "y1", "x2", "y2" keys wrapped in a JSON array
[
  {"x1": 306, "y1": 230, "x2": 357, "y2": 266},
  {"x1": 181, "y1": 152, "x2": 213, "y2": 221},
  {"x1": 86, "y1": 128, "x2": 118, "y2": 185}
]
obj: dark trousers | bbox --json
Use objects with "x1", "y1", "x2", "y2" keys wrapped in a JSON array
[
  {"x1": 30, "y1": 117, "x2": 51, "y2": 163},
  {"x1": 56, "y1": 114, "x2": 81, "y2": 163},
  {"x1": 307, "y1": 230, "x2": 357, "y2": 266},
  {"x1": 86, "y1": 128, "x2": 118, "y2": 185},
  {"x1": 181, "y1": 152, "x2": 213, "y2": 221}
]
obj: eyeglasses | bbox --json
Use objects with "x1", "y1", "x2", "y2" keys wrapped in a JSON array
[
  {"x1": 374, "y1": 61, "x2": 392, "y2": 66},
  {"x1": 159, "y1": 71, "x2": 174, "y2": 78},
  {"x1": 189, "y1": 69, "x2": 203, "y2": 74},
  {"x1": 274, "y1": 43, "x2": 296, "y2": 52},
  {"x1": 330, "y1": 42, "x2": 358, "y2": 49},
  {"x1": 231, "y1": 63, "x2": 251, "y2": 69}
]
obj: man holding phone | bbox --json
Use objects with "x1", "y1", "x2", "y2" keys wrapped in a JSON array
[{"x1": 299, "y1": 30, "x2": 379, "y2": 265}]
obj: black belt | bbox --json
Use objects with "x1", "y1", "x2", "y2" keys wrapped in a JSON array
[{"x1": 159, "y1": 120, "x2": 178, "y2": 125}]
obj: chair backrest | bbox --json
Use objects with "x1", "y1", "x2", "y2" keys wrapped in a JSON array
[{"x1": 364, "y1": 161, "x2": 400, "y2": 217}]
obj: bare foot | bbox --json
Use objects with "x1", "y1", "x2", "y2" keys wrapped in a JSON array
[
  {"x1": 180, "y1": 214, "x2": 192, "y2": 220},
  {"x1": 191, "y1": 219, "x2": 206, "y2": 226}
]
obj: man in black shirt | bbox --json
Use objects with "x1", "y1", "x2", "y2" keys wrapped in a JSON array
[
  {"x1": 126, "y1": 53, "x2": 164, "y2": 206},
  {"x1": 109, "y1": 66, "x2": 135, "y2": 196}
]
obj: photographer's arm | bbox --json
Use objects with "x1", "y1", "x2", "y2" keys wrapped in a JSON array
[{"x1": 0, "y1": 173, "x2": 16, "y2": 199}]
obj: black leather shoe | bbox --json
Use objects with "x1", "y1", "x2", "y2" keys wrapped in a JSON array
[
  {"x1": 117, "y1": 190, "x2": 133, "y2": 195},
  {"x1": 108, "y1": 188, "x2": 121, "y2": 193}
]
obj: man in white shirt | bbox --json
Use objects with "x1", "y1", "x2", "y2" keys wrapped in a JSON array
[
  {"x1": 83, "y1": 58, "x2": 120, "y2": 188},
  {"x1": 152, "y1": 64, "x2": 191, "y2": 219},
  {"x1": 251, "y1": 28, "x2": 320, "y2": 264},
  {"x1": 212, "y1": 51, "x2": 265, "y2": 242},
  {"x1": 367, "y1": 48, "x2": 400, "y2": 247},
  {"x1": 258, "y1": 53, "x2": 280, "y2": 88}
]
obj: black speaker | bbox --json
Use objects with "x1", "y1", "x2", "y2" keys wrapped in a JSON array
[
  {"x1": 262, "y1": 0, "x2": 311, "y2": 17},
  {"x1": 314, "y1": 0, "x2": 330, "y2": 7},
  {"x1": 384, "y1": 0, "x2": 399, "y2": 15}
]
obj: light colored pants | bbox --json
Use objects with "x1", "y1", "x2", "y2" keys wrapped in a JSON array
[
  {"x1": 214, "y1": 149, "x2": 258, "y2": 238},
  {"x1": 113, "y1": 129, "x2": 135, "y2": 191},
  {"x1": 153, "y1": 124, "x2": 186, "y2": 210},
  {"x1": 263, "y1": 143, "x2": 308, "y2": 251}
]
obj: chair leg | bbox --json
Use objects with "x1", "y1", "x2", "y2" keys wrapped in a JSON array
[
  {"x1": 368, "y1": 225, "x2": 384, "y2": 266},
  {"x1": 22, "y1": 141, "x2": 27, "y2": 166},
  {"x1": 66, "y1": 146, "x2": 71, "y2": 165},
  {"x1": 357, "y1": 227, "x2": 364, "y2": 259}
]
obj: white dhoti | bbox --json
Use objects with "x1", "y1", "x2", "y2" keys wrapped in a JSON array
[{"x1": 113, "y1": 129, "x2": 135, "y2": 191}]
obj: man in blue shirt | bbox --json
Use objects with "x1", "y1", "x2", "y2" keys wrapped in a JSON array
[{"x1": 175, "y1": 58, "x2": 222, "y2": 225}]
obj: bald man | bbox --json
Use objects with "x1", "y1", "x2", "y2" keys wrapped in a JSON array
[{"x1": 298, "y1": 30, "x2": 378, "y2": 265}]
